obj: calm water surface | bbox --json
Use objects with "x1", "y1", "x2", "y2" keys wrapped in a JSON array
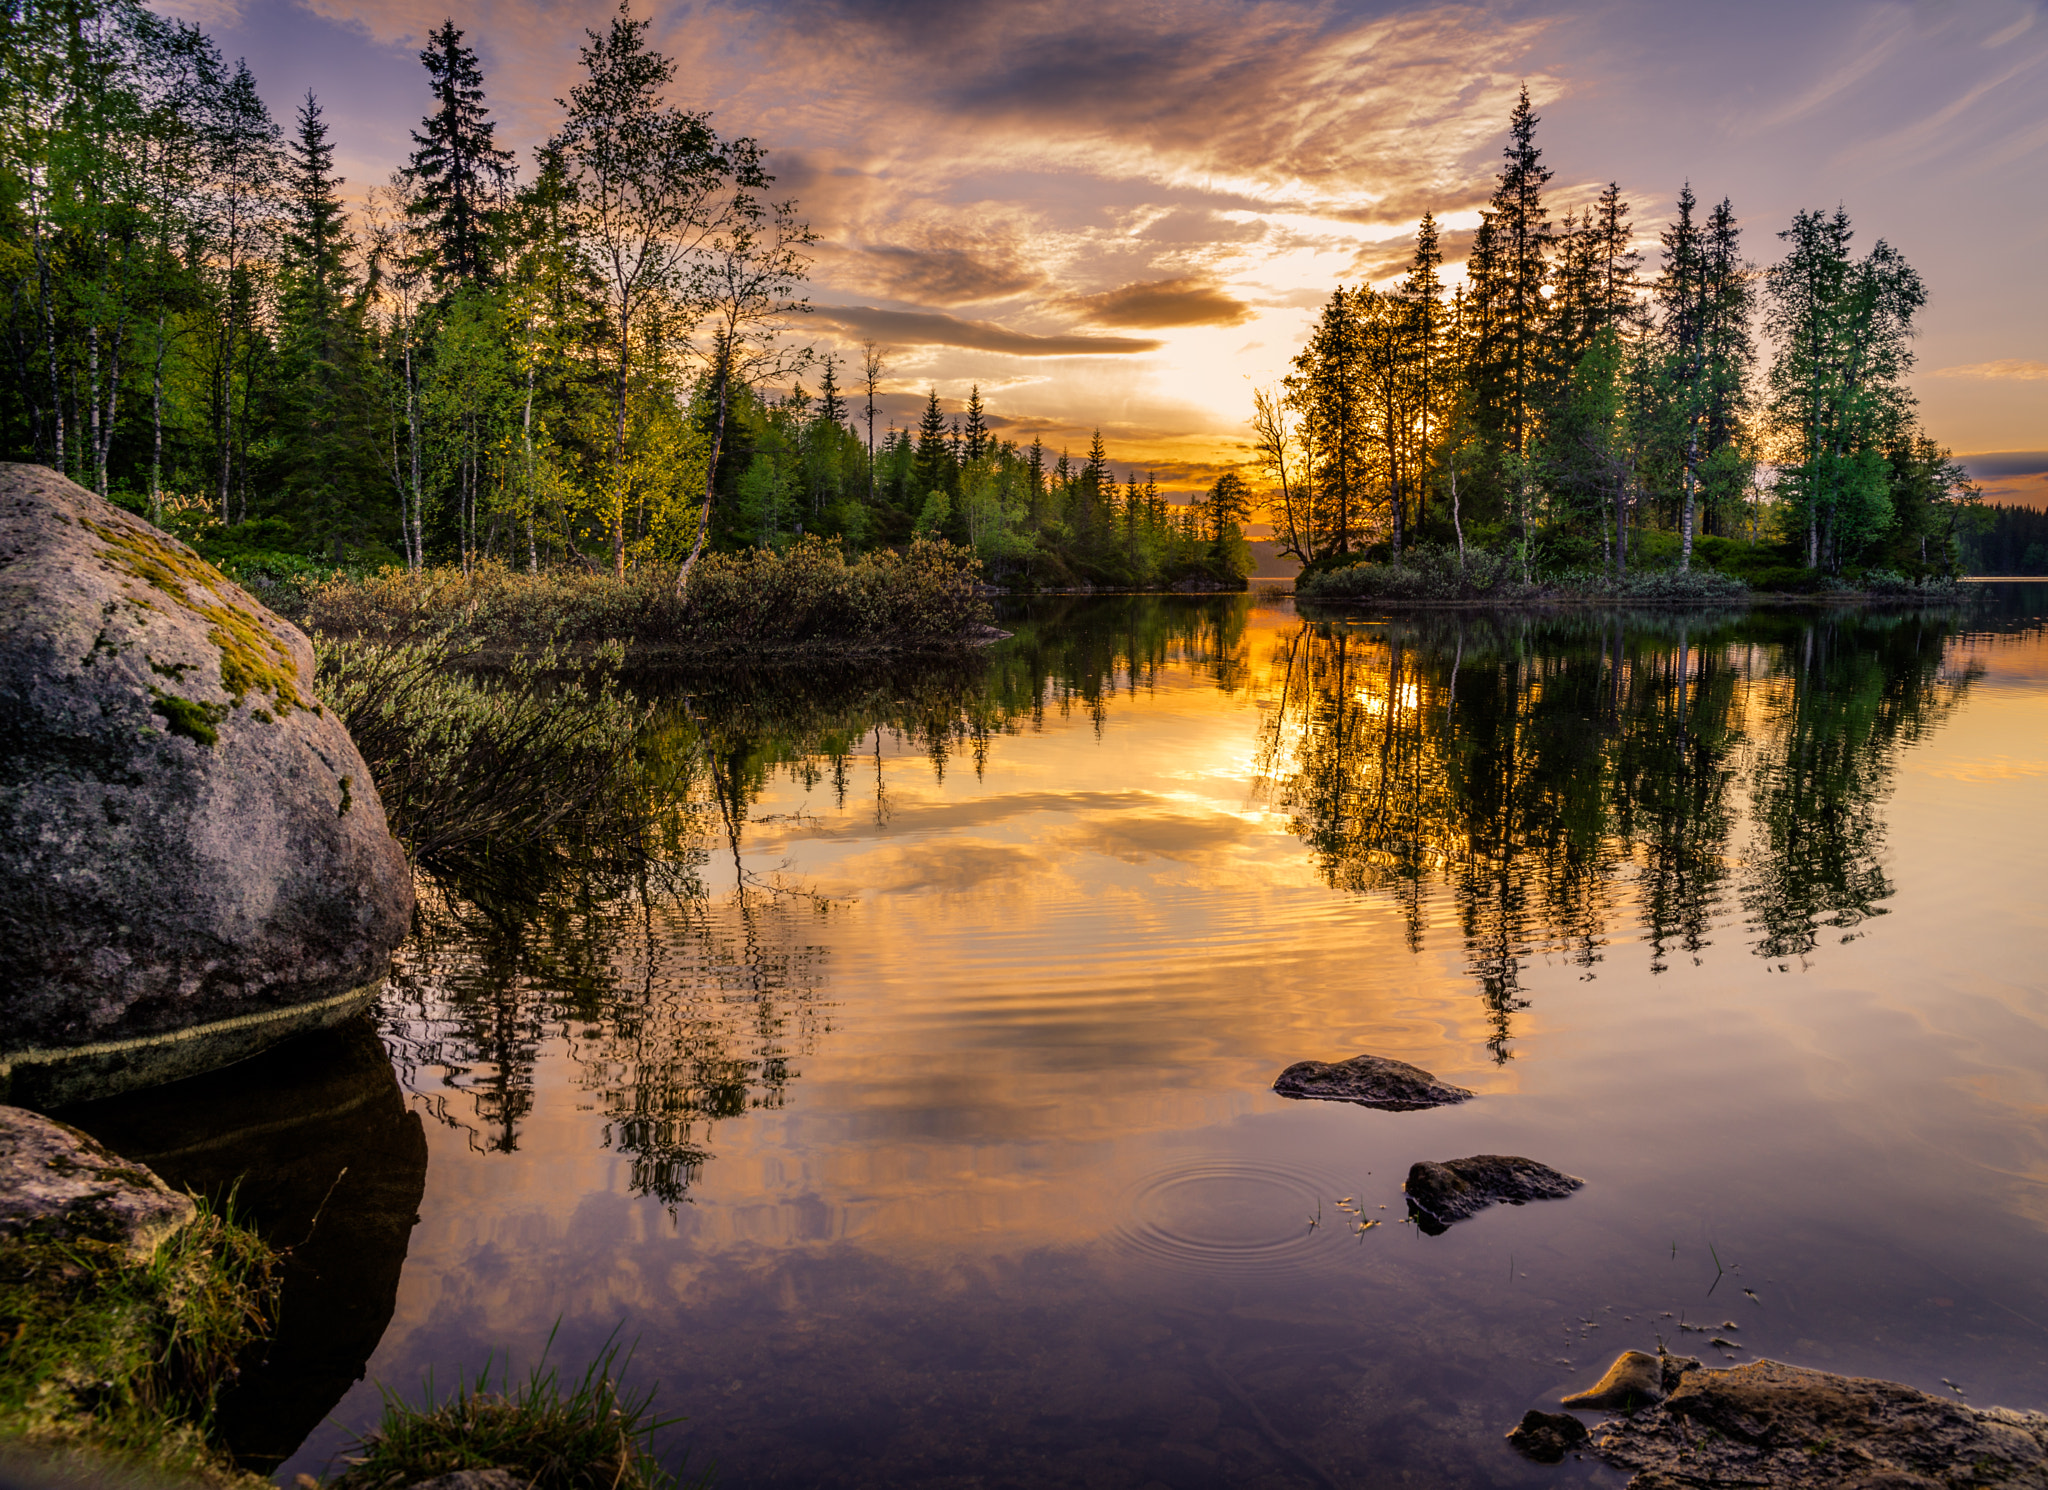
[{"x1": 95, "y1": 590, "x2": 2048, "y2": 1487}]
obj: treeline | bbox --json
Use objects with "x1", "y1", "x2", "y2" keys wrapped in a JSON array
[
  {"x1": 0, "y1": 0, "x2": 1246, "y2": 590},
  {"x1": 1256, "y1": 89, "x2": 1978, "y2": 581},
  {"x1": 1958, "y1": 504, "x2": 2048, "y2": 575}
]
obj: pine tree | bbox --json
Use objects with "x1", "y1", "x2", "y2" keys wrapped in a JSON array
[
  {"x1": 1697, "y1": 197, "x2": 1755, "y2": 537},
  {"x1": 404, "y1": 19, "x2": 514, "y2": 290},
  {"x1": 817, "y1": 355, "x2": 846, "y2": 427},
  {"x1": 1485, "y1": 85, "x2": 1555, "y2": 460},
  {"x1": 281, "y1": 92, "x2": 348, "y2": 323},
  {"x1": 913, "y1": 389, "x2": 950, "y2": 499},
  {"x1": 1656, "y1": 183, "x2": 1708, "y2": 567},
  {"x1": 964, "y1": 383, "x2": 988, "y2": 462},
  {"x1": 1399, "y1": 212, "x2": 1447, "y2": 537}
]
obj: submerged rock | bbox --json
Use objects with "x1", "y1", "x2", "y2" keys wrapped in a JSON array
[
  {"x1": 0, "y1": 1104, "x2": 193, "y2": 1263},
  {"x1": 1271, "y1": 1053, "x2": 1475, "y2": 1111},
  {"x1": 1404, "y1": 1154, "x2": 1583, "y2": 1234},
  {"x1": 1575, "y1": 1356, "x2": 2048, "y2": 1488},
  {"x1": 1560, "y1": 1350, "x2": 1667, "y2": 1412},
  {"x1": 1507, "y1": 1409, "x2": 1589, "y2": 1463},
  {"x1": 0, "y1": 464, "x2": 411, "y2": 1104}
]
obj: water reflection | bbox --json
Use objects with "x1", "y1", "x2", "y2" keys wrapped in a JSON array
[
  {"x1": 58, "y1": 1017, "x2": 428, "y2": 1473},
  {"x1": 307, "y1": 591, "x2": 2048, "y2": 1490},
  {"x1": 1259, "y1": 610, "x2": 1981, "y2": 1057}
]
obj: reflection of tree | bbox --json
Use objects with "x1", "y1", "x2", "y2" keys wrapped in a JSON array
[
  {"x1": 385, "y1": 873, "x2": 828, "y2": 1204},
  {"x1": 1260, "y1": 607, "x2": 1981, "y2": 1057}
]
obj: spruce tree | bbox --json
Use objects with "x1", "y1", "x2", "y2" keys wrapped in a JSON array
[
  {"x1": 1486, "y1": 85, "x2": 1555, "y2": 459},
  {"x1": 404, "y1": 18, "x2": 514, "y2": 290},
  {"x1": 964, "y1": 383, "x2": 988, "y2": 462},
  {"x1": 913, "y1": 389, "x2": 951, "y2": 500},
  {"x1": 1655, "y1": 183, "x2": 1708, "y2": 567}
]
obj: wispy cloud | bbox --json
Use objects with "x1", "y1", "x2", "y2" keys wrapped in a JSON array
[
  {"x1": 807, "y1": 306, "x2": 1163, "y2": 356},
  {"x1": 1066, "y1": 278, "x2": 1254, "y2": 329},
  {"x1": 1935, "y1": 361, "x2": 2048, "y2": 381}
]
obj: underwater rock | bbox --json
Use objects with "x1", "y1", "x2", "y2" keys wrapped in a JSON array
[
  {"x1": 1271, "y1": 1053, "x2": 1475, "y2": 1110},
  {"x1": 1561, "y1": 1350, "x2": 1667, "y2": 1412},
  {"x1": 0, "y1": 1104, "x2": 193, "y2": 1263},
  {"x1": 0, "y1": 463, "x2": 411, "y2": 1104},
  {"x1": 1507, "y1": 1409, "x2": 1590, "y2": 1463},
  {"x1": 1404, "y1": 1154, "x2": 1583, "y2": 1234},
  {"x1": 1582, "y1": 1358, "x2": 2048, "y2": 1488}
]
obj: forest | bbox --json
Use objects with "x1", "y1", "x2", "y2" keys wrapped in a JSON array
[
  {"x1": 1261, "y1": 89, "x2": 1981, "y2": 589},
  {"x1": 1958, "y1": 503, "x2": 2048, "y2": 575},
  {"x1": 0, "y1": 0, "x2": 1249, "y2": 592},
  {"x1": 0, "y1": 2, "x2": 1984, "y2": 593}
]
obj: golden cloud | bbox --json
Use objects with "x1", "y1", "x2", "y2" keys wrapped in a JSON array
[
  {"x1": 1932, "y1": 360, "x2": 2048, "y2": 380},
  {"x1": 1065, "y1": 277, "x2": 1254, "y2": 329},
  {"x1": 807, "y1": 306, "x2": 1162, "y2": 356}
]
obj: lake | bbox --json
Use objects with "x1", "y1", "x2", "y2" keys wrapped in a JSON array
[{"x1": 67, "y1": 586, "x2": 2048, "y2": 1489}]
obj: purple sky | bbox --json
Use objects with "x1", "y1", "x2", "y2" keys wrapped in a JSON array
[{"x1": 172, "y1": 0, "x2": 2048, "y2": 496}]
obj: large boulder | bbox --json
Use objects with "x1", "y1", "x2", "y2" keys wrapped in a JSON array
[{"x1": 0, "y1": 463, "x2": 411, "y2": 1105}]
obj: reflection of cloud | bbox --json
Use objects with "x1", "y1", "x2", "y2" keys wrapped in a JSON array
[
  {"x1": 857, "y1": 840, "x2": 1047, "y2": 894},
  {"x1": 1935, "y1": 361, "x2": 2048, "y2": 381},
  {"x1": 808, "y1": 306, "x2": 1162, "y2": 356},
  {"x1": 1066, "y1": 278, "x2": 1253, "y2": 329},
  {"x1": 1054, "y1": 813, "x2": 1251, "y2": 864},
  {"x1": 1921, "y1": 756, "x2": 2048, "y2": 783}
]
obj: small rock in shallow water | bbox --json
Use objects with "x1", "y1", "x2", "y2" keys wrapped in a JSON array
[
  {"x1": 1507, "y1": 1409, "x2": 1589, "y2": 1463},
  {"x1": 1403, "y1": 1154, "x2": 1583, "y2": 1234},
  {"x1": 1562, "y1": 1351, "x2": 1666, "y2": 1412},
  {"x1": 0, "y1": 1105, "x2": 192, "y2": 1263},
  {"x1": 1271, "y1": 1053, "x2": 1475, "y2": 1110}
]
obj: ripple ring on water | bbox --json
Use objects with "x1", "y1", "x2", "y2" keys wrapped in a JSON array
[{"x1": 1107, "y1": 1160, "x2": 1346, "y2": 1278}]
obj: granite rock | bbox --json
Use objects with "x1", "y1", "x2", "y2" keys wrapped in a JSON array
[{"x1": 0, "y1": 464, "x2": 411, "y2": 1102}]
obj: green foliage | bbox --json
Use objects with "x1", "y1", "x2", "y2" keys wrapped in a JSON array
[
  {"x1": 1298, "y1": 542, "x2": 1750, "y2": 603},
  {"x1": 306, "y1": 540, "x2": 989, "y2": 653},
  {"x1": 314, "y1": 633, "x2": 649, "y2": 868},
  {"x1": 330, "y1": 1334, "x2": 696, "y2": 1490},
  {"x1": 0, "y1": 1203, "x2": 276, "y2": 1487}
]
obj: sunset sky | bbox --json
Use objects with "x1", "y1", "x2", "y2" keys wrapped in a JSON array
[{"x1": 172, "y1": 0, "x2": 2048, "y2": 500}]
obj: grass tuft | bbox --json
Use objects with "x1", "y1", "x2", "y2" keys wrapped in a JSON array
[
  {"x1": 0, "y1": 1198, "x2": 276, "y2": 1487},
  {"x1": 331, "y1": 1332, "x2": 699, "y2": 1490}
]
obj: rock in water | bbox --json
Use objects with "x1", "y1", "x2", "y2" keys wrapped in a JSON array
[
  {"x1": 1404, "y1": 1154, "x2": 1583, "y2": 1234},
  {"x1": 1506, "y1": 1409, "x2": 1589, "y2": 1463},
  {"x1": 0, "y1": 464, "x2": 411, "y2": 1104},
  {"x1": 1272, "y1": 1053, "x2": 1475, "y2": 1110},
  {"x1": 0, "y1": 1105, "x2": 194, "y2": 1263},
  {"x1": 1584, "y1": 1358, "x2": 2048, "y2": 1488},
  {"x1": 1561, "y1": 1350, "x2": 1667, "y2": 1412}
]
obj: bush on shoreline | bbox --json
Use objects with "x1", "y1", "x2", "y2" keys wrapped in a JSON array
[
  {"x1": 315, "y1": 637, "x2": 659, "y2": 873},
  {"x1": 303, "y1": 538, "x2": 991, "y2": 654},
  {"x1": 1294, "y1": 542, "x2": 1969, "y2": 605}
]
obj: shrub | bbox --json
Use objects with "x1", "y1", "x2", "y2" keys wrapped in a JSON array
[
  {"x1": 306, "y1": 538, "x2": 991, "y2": 655},
  {"x1": 314, "y1": 636, "x2": 652, "y2": 870},
  {"x1": 1297, "y1": 544, "x2": 1750, "y2": 604}
]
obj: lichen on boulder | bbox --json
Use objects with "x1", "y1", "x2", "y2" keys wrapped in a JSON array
[{"x1": 0, "y1": 464, "x2": 412, "y2": 1104}]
